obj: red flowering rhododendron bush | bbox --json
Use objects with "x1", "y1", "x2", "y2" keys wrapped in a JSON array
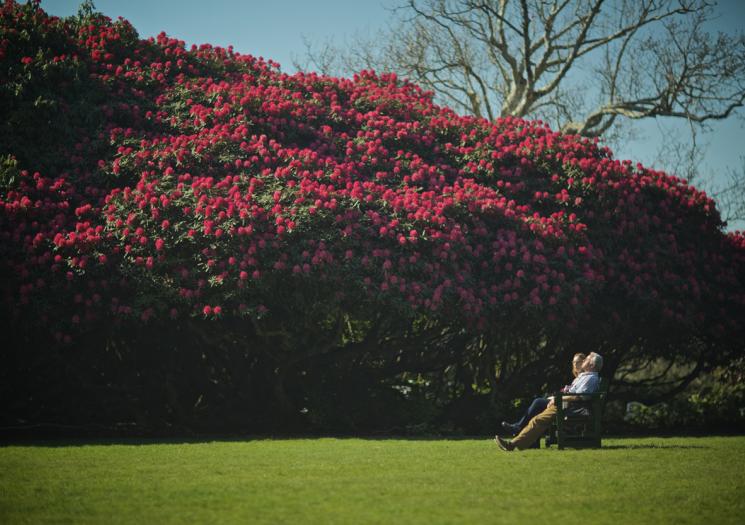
[{"x1": 2, "y1": 2, "x2": 744, "y2": 434}]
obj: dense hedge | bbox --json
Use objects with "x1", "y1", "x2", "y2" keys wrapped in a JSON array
[{"x1": 2, "y1": 1, "x2": 744, "y2": 435}]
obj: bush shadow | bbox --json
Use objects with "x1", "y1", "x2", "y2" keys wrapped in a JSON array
[
  {"x1": 597, "y1": 444, "x2": 707, "y2": 450},
  {"x1": 0, "y1": 434, "x2": 487, "y2": 448}
]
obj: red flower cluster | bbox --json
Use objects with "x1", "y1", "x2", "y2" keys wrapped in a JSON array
[{"x1": 1, "y1": 1, "x2": 743, "y2": 347}]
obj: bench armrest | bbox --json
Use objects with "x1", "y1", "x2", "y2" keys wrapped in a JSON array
[
  {"x1": 553, "y1": 391, "x2": 605, "y2": 418},
  {"x1": 553, "y1": 391, "x2": 604, "y2": 402}
]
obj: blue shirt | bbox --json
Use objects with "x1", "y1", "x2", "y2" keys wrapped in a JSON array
[{"x1": 567, "y1": 372, "x2": 600, "y2": 394}]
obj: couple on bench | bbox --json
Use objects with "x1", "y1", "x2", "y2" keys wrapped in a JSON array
[{"x1": 495, "y1": 352, "x2": 604, "y2": 451}]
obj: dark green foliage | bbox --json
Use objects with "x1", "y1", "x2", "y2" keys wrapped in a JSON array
[{"x1": 1, "y1": 2, "x2": 743, "y2": 437}]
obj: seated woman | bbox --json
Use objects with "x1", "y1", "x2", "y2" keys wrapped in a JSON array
[{"x1": 500, "y1": 352, "x2": 586, "y2": 436}]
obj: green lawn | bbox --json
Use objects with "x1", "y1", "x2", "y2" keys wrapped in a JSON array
[{"x1": 1, "y1": 436, "x2": 743, "y2": 524}]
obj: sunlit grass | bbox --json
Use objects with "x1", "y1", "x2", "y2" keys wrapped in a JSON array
[{"x1": 1, "y1": 436, "x2": 743, "y2": 524}]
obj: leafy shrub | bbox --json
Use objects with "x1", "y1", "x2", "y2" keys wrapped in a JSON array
[
  {"x1": 1, "y1": 1, "x2": 743, "y2": 434},
  {"x1": 622, "y1": 368, "x2": 745, "y2": 433}
]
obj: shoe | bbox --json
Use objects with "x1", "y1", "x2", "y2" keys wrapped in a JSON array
[
  {"x1": 501, "y1": 421, "x2": 519, "y2": 435},
  {"x1": 494, "y1": 435, "x2": 515, "y2": 452}
]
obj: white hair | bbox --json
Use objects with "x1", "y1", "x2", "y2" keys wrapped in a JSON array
[{"x1": 586, "y1": 352, "x2": 604, "y2": 372}]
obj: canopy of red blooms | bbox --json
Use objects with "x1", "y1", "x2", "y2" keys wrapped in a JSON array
[{"x1": 2, "y1": 1, "x2": 743, "y2": 350}]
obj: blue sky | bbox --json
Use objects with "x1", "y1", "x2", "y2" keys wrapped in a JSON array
[{"x1": 40, "y1": 0, "x2": 745, "y2": 230}]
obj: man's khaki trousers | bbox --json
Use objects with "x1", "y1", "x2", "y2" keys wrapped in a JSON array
[{"x1": 511, "y1": 404, "x2": 558, "y2": 450}]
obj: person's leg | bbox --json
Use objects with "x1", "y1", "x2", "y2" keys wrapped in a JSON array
[
  {"x1": 510, "y1": 405, "x2": 558, "y2": 450},
  {"x1": 503, "y1": 397, "x2": 549, "y2": 434},
  {"x1": 516, "y1": 397, "x2": 549, "y2": 428}
]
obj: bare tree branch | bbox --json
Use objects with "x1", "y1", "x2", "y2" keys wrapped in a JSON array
[{"x1": 298, "y1": 0, "x2": 745, "y2": 171}]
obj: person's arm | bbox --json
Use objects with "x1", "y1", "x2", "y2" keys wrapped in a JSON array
[{"x1": 562, "y1": 374, "x2": 599, "y2": 401}]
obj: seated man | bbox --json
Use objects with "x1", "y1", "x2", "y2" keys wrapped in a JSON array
[{"x1": 495, "y1": 352, "x2": 603, "y2": 452}]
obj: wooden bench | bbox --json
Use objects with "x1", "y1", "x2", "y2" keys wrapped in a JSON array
[{"x1": 544, "y1": 381, "x2": 607, "y2": 449}]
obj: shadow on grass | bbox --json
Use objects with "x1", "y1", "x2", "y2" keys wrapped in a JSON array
[
  {"x1": 0, "y1": 433, "x2": 732, "y2": 450},
  {"x1": 0, "y1": 434, "x2": 489, "y2": 448},
  {"x1": 598, "y1": 444, "x2": 707, "y2": 450}
]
